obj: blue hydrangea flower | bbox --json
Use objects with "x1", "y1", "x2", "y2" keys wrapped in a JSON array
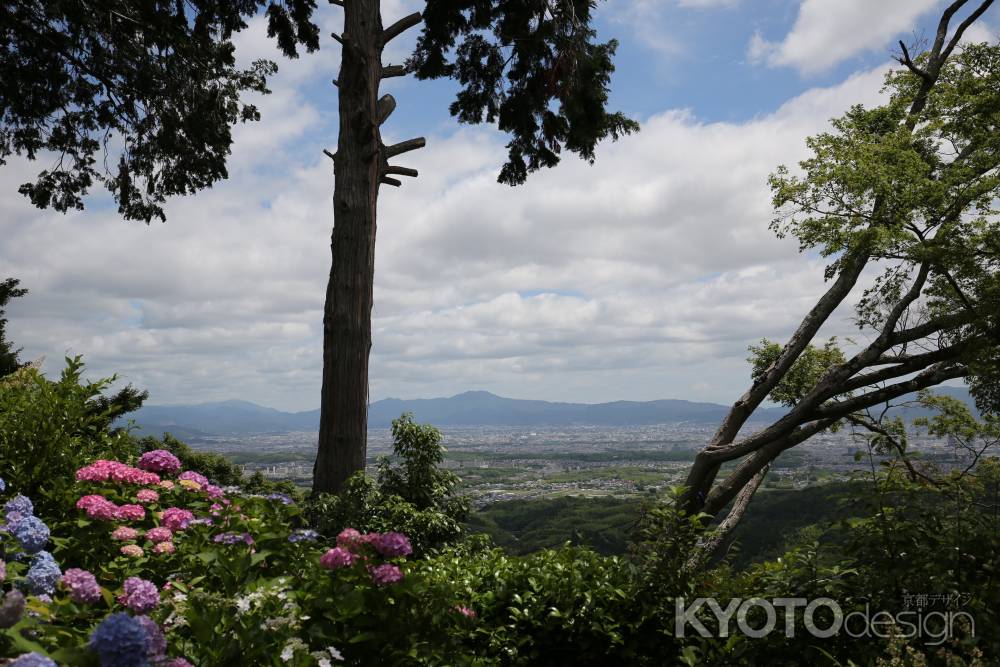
[
  {"x1": 89, "y1": 613, "x2": 151, "y2": 667},
  {"x1": 0, "y1": 477, "x2": 6, "y2": 492},
  {"x1": 4, "y1": 494, "x2": 34, "y2": 521},
  {"x1": 288, "y1": 528, "x2": 319, "y2": 543},
  {"x1": 11, "y1": 516, "x2": 50, "y2": 554},
  {"x1": 25, "y1": 551, "x2": 60, "y2": 596},
  {"x1": 135, "y1": 615, "x2": 166, "y2": 659},
  {"x1": 9, "y1": 652, "x2": 56, "y2": 667},
  {"x1": 266, "y1": 492, "x2": 294, "y2": 505}
]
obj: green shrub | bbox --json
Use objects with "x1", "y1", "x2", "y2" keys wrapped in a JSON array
[
  {"x1": 307, "y1": 413, "x2": 469, "y2": 555},
  {"x1": 0, "y1": 357, "x2": 135, "y2": 514}
]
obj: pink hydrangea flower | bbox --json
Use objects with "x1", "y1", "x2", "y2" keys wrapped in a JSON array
[
  {"x1": 135, "y1": 489, "x2": 159, "y2": 504},
  {"x1": 120, "y1": 544, "x2": 144, "y2": 558},
  {"x1": 161, "y1": 508, "x2": 195, "y2": 532},
  {"x1": 336, "y1": 528, "x2": 363, "y2": 550},
  {"x1": 111, "y1": 526, "x2": 140, "y2": 541},
  {"x1": 145, "y1": 527, "x2": 172, "y2": 544},
  {"x1": 369, "y1": 563, "x2": 404, "y2": 586},
  {"x1": 115, "y1": 504, "x2": 146, "y2": 522},
  {"x1": 76, "y1": 460, "x2": 160, "y2": 485},
  {"x1": 76, "y1": 495, "x2": 119, "y2": 521},
  {"x1": 372, "y1": 532, "x2": 412, "y2": 558},
  {"x1": 152, "y1": 541, "x2": 175, "y2": 555},
  {"x1": 137, "y1": 450, "x2": 182, "y2": 475},
  {"x1": 122, "y1": 577, "x2": 159, "y2": 614},
  {"x1": 60, "y1": 568, "x2": 101, "y2": 604},
  {"x1": 320, "y1": 547, "x2": 357, "y2": 570},
  {"x1": 158, "y1": 480, "x2": 176, "y2": 491},
  {"x1": 455, "y1": 605, "x2": 476, "y2": 619},
  {"x1": 203, "y1": 484, "x2": 224, "y2": 499}
]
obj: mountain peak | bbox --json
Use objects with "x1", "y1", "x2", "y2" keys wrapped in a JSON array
[{"x1": 451, "y1": 390, "x2": 501, "y2": 399}]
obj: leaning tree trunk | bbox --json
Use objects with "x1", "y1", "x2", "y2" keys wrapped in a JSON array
[
  {"x1": 314, "y1": 1, "x2": 424, "y2": 495},
  {"x1": 678, "y1": 0, "x2": 994, "y2": 565}
]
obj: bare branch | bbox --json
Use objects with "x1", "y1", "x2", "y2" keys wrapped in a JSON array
[
  {"x1": 889, "y1": 312, "x2": 970, "y2": 346},
  {"x1": 329, "y1": 0, "x2": 343, "y2": 6},
  {"x1": 376, "y1": 94, "x2": 396, "y2": 125},
  {"x1": 897, "y1": 40, "x2": 932, "y2": 81},
  {"x1": 380, "y1": 176, "x2": 402, "y2": 187},
  {"x1": 813, "y1": 363, "x2": 968, "y2": 420},
  {"x1": 384, "y1": 165, "x2": 417, "y2": 178},
  {"x1": 330, "y1": 32, "x2": 344, "y2": 45},
  {"x1": 381, "y1": 64, "x2": 407, "y2": 79},
  {"x1": 331, "y1": 78, "x2": 339, "y2": 88},
  {"x1": 941, "y1": 0, "x2": 995, "y2": 62},
  {"x1": 382, "y1": 12, "x2": 422, "y2": 45},
  {"x1": 384, "y1": 137, "x2": 425, "y2": 159},
  {"x1": 322, "y1": 149, "x2": 336, "y2": 161}
]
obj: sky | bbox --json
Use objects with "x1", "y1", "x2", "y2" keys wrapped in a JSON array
[{"x1": 2, "y1": 0, "x2": 997, "y2": 411}]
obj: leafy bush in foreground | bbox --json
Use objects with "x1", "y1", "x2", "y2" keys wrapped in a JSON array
[
  {"x1": 0, "y1": 358, "x2": 135, "y2": 515},
  {"x1": 307, "y1": 413, "x2": 470, "y2": 556}
]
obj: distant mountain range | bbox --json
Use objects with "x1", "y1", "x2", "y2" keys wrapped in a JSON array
[
  {"x1": 126, "y1": 387, "x2": 976, "y2": 439},
  {"x1": 126, "y1": 391, "x2": 784, "y2": 438}
]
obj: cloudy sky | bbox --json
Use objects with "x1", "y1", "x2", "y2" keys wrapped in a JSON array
[{"x1": 3, "y1": 0, "x2": 996, "y2": 411}]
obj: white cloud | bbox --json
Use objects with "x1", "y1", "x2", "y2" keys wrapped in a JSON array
[
  {"x1": 676, "y1": 0, "x2": 739, "y2": 7},
  {"x1": 1, "y1": 33, "x2": 893, "y2": 410},
  {"x1": 749, "y1": 0, "x2": 941, "y2": 74}
]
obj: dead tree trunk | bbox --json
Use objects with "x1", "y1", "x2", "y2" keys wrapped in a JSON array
[{"x1": 313, "y1": 1, "x2": 424, "y2": 495}]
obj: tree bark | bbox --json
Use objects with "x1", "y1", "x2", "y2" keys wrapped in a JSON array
[{"x1": 314, "y1": 0, "x2": 385, "y2": 495}]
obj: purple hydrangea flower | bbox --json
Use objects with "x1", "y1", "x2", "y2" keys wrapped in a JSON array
[
  {"x1": 0, "y1": 559, "x2": 6, "y2": 582},
  {"x1": 89, "y1": 613, "x2": 151, "y2": 667},
  {"x1": 265, "y1": 492, "x2": 294, "y2": 505},
  {"x1": 369, "y1": 563, "x2": 404, "y2": 587},
  {"x1": 61, "y1": 568, "x2": 102, "y2": 604},
  {"x1": 212, "y1": 531, "x2": 253, "y2": 545},
  {"x1": 122, "y1": 577, "x2": 159, "y2": 614},
  {"x1": 163, "y1": 659, "x2": 194, "y2": 667},
  {"x1": 372, "y1": 532, "x2": 412, "y2": 558},
  {"x1": 320, "y1": 547, "x2": 356, "y2": 570},
  {"x1": 288, "y1": 528, "x2": 319, "y2": 543},
  {"x1": 135, "y1": 615, "x2": 166, "y2": 658},
  {"x1": 0, "y1": 590, "x2": 26, "y2": 628},
  {"x1": 4, "y1": 494, "x2": 34, "y2": 521},
  {"x1": 26, "y1": 551, "x2": 61, "y2": 596},
  {"x1": 11, "y1": 515, "x2": 50, "y2": 554},
  {"x1": 9, "y1": 653, "x2": 57, "y2": 667},
  {"x1": 0, "y1": 477, "x2": 6, "y2": 492},
  {"x1": 177, "y1": 471, "x2": 208, "y2": 487},
  {"x1": 137, "y1": 450, "x2": 181, "y2": 475}
]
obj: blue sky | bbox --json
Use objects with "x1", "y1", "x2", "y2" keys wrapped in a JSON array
[{"x1": 2, "y1": 0, "x2": 996, "y2": 411}]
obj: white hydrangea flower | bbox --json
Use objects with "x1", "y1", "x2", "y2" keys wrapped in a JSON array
[
  {"x1": 281, "y1": 638, "x2": 307, "y2": 663},
  {"x1": 329, "y1": 646, "x2": 345, "y2": 662}
]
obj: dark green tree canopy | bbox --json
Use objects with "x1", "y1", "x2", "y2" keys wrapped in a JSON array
[
  {"x1": 411, "y1": 0, "x2": 639, "y2": 185},
  {"x1": 0, "y1": 0, "x2": 320, "y2": 222},
  {"x1": 0, "y1": 277, "x2": 27, "y2": 377}
]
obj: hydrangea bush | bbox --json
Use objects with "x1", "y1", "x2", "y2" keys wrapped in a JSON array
[{"x1": 0, "y1": 450, "x2": 477, "y2": 665}]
